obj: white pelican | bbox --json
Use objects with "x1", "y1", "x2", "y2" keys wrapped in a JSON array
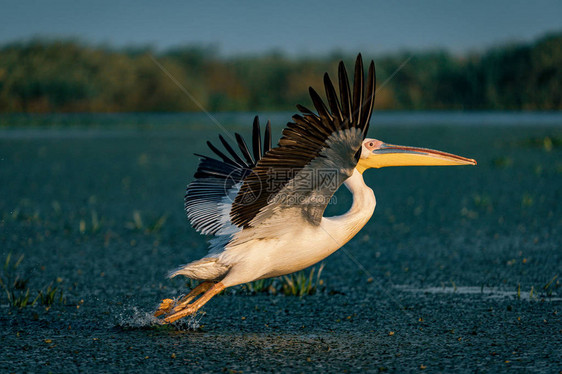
[{"x1": 155, "y1": 54, "x2": 476, "y2": 323}]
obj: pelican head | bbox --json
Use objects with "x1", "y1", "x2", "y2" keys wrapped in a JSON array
[{"x1": 356, "y1": 138, "x2": 476, "y2": 173}]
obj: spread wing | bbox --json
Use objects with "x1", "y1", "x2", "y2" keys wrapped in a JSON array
[
  {"x1": 184, "y1": 116, "x2": 272, "y2": 235},
  {"x1": 231, "y1": 54, "x2": 376, "y2": 229}
]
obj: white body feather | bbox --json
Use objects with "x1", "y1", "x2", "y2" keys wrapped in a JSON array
[{"x1": 171, "y1": 169, "x2": 375, "y2": 287}]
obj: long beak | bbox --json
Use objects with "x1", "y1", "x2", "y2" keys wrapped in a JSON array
[{"x1": 357, "y1": 143, "x2": 477, "y2": 173}]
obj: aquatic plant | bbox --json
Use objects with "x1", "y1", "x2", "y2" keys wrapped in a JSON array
[
  {"x1": 90, "y1": 210, "x2": 100, "y2": 232},
  {"x1": 38, "y1": 282, "x2": 66, "y2": 309},
  {"x1": 78, "y1": 210, "x2": 103, "y2": 234},
  {"x1": 125, "y1": 210, "x2": 168, "y2": 234},
  {"x1": 242, "y1": 278, "x2": 276, "y2": 295},
  {"x1": 449, "y1": 279, "x2": 457, "y2": 293},
  {"x1": 529, "y1": 286, "x2": 536, "y2": 300},
  {"x1": 281, "y1": 263, "x2": 325, "y2": 296},
  {"x1": 125, "y1": 210, "x2": 144, "y2": 231},
  {"x1": 515, "y1": 277, "x2": 559, "y2": 301},
  {"x1": 0, "y1": 253, "x2": 65, "y2": 309},
  {"x1": 472, "y1": 193, "x2": 493, "y2": 211},
  {"x1": 0, "y1": 253, "x2": 36, "y2": 308},
  {"x1": 542, "y1": 275, "x2": 559, "y2": 298},
  {"x1": 519, "y1": 135, "x2": 561, "y2": 151},
  {"x1": 147, "y1": 214, "x2": 168, "y2": 233},
  {"x1": 238, "y1": 264, "x2": 326, "y2": 296}
]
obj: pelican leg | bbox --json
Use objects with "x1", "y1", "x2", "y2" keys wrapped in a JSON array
[
  {"x1": 154, "y1": 298, "x2": 175, "y2": 317},
  {"x1": 154, "y1": 281, "x2": 213, "y2": 317},
  {"x1": 163, "y1": 282, "x2": 225, "y2": 324},
  {"x1": 172, "y1": 281, "x2": 214, "y2": 312}
]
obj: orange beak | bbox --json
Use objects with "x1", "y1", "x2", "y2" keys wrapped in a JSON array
[{"x1": 357, "y1": 143, "x2": 476, "y2": 173}]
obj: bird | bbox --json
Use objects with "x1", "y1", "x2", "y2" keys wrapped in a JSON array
[{"x1": 154, "y1": 54, "x2": 476, "y2": 323}]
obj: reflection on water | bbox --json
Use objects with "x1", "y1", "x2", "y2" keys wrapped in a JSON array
[{"x1": 395, "y1": 285, "x2": 562, "y2": 301}]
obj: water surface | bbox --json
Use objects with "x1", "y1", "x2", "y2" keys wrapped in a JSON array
[{"x1": 0, "y1": 112, "x2": 560, "y2": 372}]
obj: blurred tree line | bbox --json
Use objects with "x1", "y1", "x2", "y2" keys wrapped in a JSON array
[{"x1": 0, "y1": 32, "x2": 560, "y2": 113}]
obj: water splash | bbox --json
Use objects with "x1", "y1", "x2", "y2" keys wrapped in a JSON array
[
  {"x1": 172, "y1": 313, "x2": 204, "y2": 331},
  {"x1": 116, "y1": 306, "x2": 162, "y2": 329},
  {"x1": 115, "y1": 305, "x2": 204, "y2": 330}
]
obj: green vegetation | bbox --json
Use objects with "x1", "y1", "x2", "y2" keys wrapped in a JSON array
[
  {"x1": 0, "y1": 253, "x2": 35, "y2": 308},
  {"x1": 0, "y1": 253, "x2": 65, "y2": 309},
  {"x1": 125, "y1": 210, "x2": 168, "y2": 234},
  {"x1": 1, "y1": 32, "x2": 561, "y2": 113},
  {"x1": 242, "y1": 278, "x2": 277, "y2": 295},
  {"x1": 37, "y1": 282, "x2": 65, "y2": 308},
  {"x1": 516, "y1": 276, "x2": 559, "y2": 300},
  {"x1": 180, "y1": 265, "x2": 325, "y2": 297},
  {"x1": 241, "y1": 263, "x2": 325, "y2": 296},
  {"x1": 542, "y1": 275, "x2": 559, "y2": 298}
]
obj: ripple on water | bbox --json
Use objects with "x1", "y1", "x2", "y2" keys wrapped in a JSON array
[{"x1": 394, "y1": 285, "x2": 562, "y2": 301}]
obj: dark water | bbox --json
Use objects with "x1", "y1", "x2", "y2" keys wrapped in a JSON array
[{"x1": 0, "y1": 113, "x2": 561, "y2": 372}]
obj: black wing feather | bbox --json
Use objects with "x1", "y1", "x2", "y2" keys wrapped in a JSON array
[
  {"x1": 184, "y1": 115, "x2": 272, "y2": 235},
  {"x1": 352, "y1": 54, "x2": 364, "y2": 125},
  {"x1": 235, "y1": 133, "x2": 255, "y2": 165},
  {"x1": 206, "y1": 141, "x2": 241, "y2": 167},
  {"x1": 264, "y1": 121, "x2": 272, "y2": 153},
  {"x1": 323, "y1": 73, "x2": 343, "y2": 124},
  {"x1": 338, "y1": 61, "x2": 353, "y2": 125},
  {"x1": 309, "y1": 87, "x2": 334, "y2": 124},
  {"x1": 219, "y1": 134, "x2": 247, "y2": 167},
  {"x1": 295, "y1": 104, "x2": 318, "y2": 118},
  {"x1": 252, "y1": 117, "x2": 262, "y2": 162},
  {"x1": 362, "y1": 61, "x2": 376, "y2": 134},
  {"x1": 231, "y1": 54, "x2": 377, "y2": 228}
]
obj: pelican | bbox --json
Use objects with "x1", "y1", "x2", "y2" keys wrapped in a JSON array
[{"x1": 155, "y1": 54, "x2": 476, "y2": 323}]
